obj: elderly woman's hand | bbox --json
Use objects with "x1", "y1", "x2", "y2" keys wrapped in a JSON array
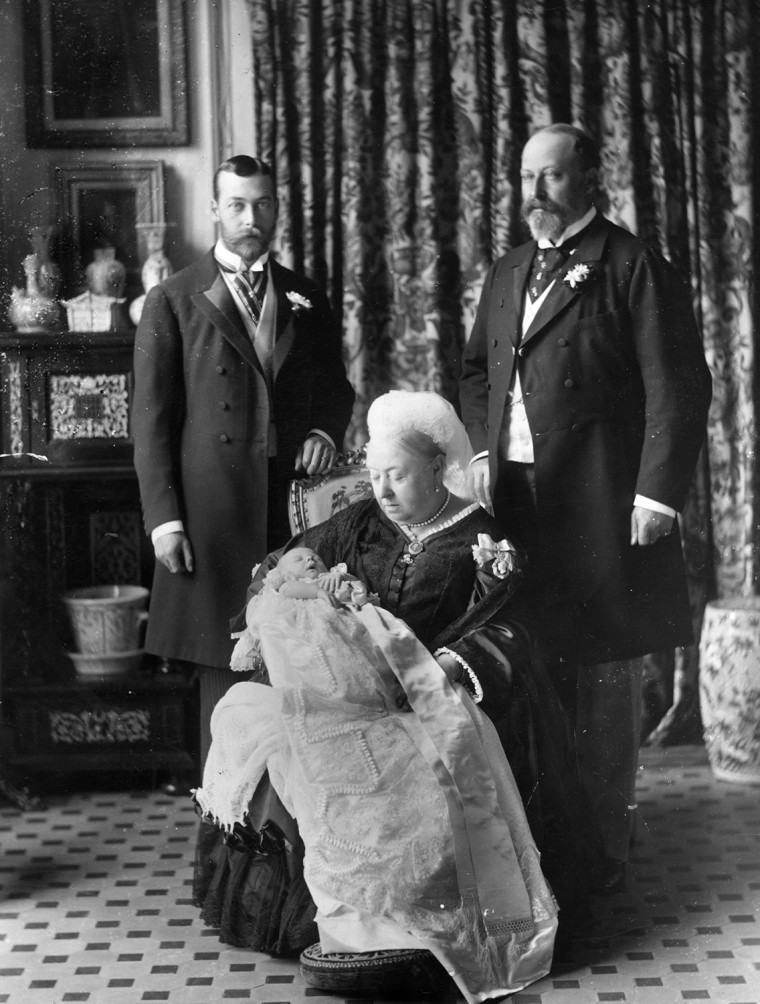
[{"x1": 435, "y1": 652, "x2": 463, "y2": 684}]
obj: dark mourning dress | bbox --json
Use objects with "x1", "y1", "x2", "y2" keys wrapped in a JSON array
[{"x1": 193, "y1": 499, "x2": 593, "y2": 954}]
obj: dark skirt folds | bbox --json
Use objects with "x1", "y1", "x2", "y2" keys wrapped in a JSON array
[{"x1": 193, "y1": 813, "x2": 317, "y2": 957}]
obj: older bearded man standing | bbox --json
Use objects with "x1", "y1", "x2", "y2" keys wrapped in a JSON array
[{"x1": 460, "y1": 124, "x2": 711, "y2": 894}]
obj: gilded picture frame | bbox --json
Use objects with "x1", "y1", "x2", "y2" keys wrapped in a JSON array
[{"x1": 23, "y1": 0, "x2": 189, "y2": 148}]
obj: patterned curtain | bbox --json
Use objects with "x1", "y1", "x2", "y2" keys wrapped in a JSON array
[{"x1": 247, "y1": 0, "x2": 756, "y2": 741}]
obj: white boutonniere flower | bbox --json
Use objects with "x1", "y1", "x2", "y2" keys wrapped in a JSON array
[
  {"x1": 471, "y1": 533, "x2": 518, "y2": 580},
  {"x1": 286, "y1": 290, "x2": 313, "y2": 312},
  {"x1": 563, "y1": 262, "x2": 594, "y2": 290}
]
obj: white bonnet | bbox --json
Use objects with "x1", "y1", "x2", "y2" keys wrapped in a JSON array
[{"x1": 366, "y1": 390, "x2": 475, "y2": 499}]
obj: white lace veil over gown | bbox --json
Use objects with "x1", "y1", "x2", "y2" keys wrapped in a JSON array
[{"x1": 196, "y1": 573, "x2": 558, "y2": 1002}]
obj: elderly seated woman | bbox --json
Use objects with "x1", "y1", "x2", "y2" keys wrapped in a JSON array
[{"x1": 193, "y1": 391, "x2": 591, "y2": 1000}]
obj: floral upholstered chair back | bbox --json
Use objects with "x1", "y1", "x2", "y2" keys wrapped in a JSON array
[{"x1": 288, "y1": 449, "x2": 372, "y2": 535}]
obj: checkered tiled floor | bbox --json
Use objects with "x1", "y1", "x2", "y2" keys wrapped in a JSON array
[{"x1": 1, "y1": 745, "x2": 758, "y2": 1003}]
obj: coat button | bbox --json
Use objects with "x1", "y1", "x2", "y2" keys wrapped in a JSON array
[
  {"x1": 219, "y1": 401, "x2": 229, "y2": 410},
  {"x1": 216, "y1": 365, "x2": 226, "y2": 374},
  {"x1": 564, "y1": 378, "x2": 575, "y2": 388},
  {"x1": 518, "y1": 347, "x2": 526, "y2": 357},
  {"x1": 219, "y1": 433, "x2": 230, "y2": 443},
  {"x1": 492, "y1": 339, "x2": 498, "y2": 347},
  {"x1": 571, "y1": 423, "x2": 581, "y2": 433},
  {"x1": 558, "y1": 338, "x2": 568, "y2": 347}
]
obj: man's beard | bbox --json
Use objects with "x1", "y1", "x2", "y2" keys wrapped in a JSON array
[
  {"x1": 226, "y1": 231, "x2": 271, "y2": 263},
  {"x1": 521, "y1": 200, "x2": 570, "y2": 243}
]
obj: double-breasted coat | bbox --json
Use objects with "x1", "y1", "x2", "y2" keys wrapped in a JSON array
[
  {"x1": 132, "y1": 251, "x2": 355, "y2": 668},
  {"x1": 460, "y1": 215, "x2": 712, "y2": 665}
]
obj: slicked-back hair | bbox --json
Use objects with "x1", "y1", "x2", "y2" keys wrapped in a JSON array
[{"x1": 213, "y1": 155, "x2": 274, "y2": 201}]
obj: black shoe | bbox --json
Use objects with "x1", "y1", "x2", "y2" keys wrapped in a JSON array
[
  {"x1": 300, "y1": 943, "x2": 453, "y2": 997},
  {"x1": 590, "y1": 857, "x2": 626, "y2": 896}
]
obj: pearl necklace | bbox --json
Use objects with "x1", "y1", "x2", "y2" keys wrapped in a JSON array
[{"x1": 403, "y1": 490, "x2": 450, "y2": 558}]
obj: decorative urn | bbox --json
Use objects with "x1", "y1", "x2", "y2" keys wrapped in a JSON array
[
  {"x1": 130, "y1": 223, "x2": 173, "y2": 326},
  {"x1": 8, "y1": 225, "x2": 64, "y2": 333},
  {"x1": 86, "y1": 247, "x2": 127, "y2": 299}
]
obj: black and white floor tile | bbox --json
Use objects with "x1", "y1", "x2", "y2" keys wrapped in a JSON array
[{"x1": 1, "y1": 745, "x2": 758, "y2": 1003}]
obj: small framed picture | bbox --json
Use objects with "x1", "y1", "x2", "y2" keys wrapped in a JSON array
[
  {"x1": 23, "y1": 0, "x2": 189, "y2": 148},
  {"x1": 54, "y1": 161, "x2": 166, "y2": 300}
]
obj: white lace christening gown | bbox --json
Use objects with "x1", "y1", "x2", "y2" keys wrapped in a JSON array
[{"x1": 195, "y1": 587, "x2": 558, "y2": 1002}]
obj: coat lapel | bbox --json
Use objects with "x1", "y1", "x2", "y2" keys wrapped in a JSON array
[
  {"x1": 270, "y1": 261, "x2": 293, "y2": 343},
  {"x1": 269, "y1": 260, "x2": 298, "y2": 382},
  {"x1": 272, "y1": 317, "x2": 296, "y2": 381},
  {"x1": 521, "y1": 218, "x2": 610, "y2": 345},
  {"x1": 191, "y1": 260, "x2": 265, "y2": 376}
]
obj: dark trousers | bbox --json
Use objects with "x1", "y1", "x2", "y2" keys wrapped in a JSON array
[
  {"x1": 267, "y1": 456, "x2": 294, "y2": 551},
  {"x1": 494, "y1": 460, "x2": 642, "y2": 862},
  {"x1": 492, "y1": 460, "x2": 539, "y2": 560}
]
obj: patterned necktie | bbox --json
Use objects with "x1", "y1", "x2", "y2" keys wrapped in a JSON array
[
  {"x1": 219, "y1": 262, "x2": 268, "y2": 327},
  {"x1": 528, "y1": 246, "x2": 570, "y2": 302}
]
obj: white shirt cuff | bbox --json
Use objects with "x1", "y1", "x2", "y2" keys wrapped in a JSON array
[
  {"x1": 634, "y1": 495, "x2": 677, "y2": 519},
  {"x1": 470, "y1": 451, "x2": 488, "y2": 465},
  {"x1": 308, "y1": 429, "x2": 336, "y2": 450},
  {"x1": 152, "y1": 520, "x2": 184, "y2": 543}
]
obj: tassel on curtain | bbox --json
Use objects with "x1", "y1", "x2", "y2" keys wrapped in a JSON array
[{"x1": 246, "y1": 0, "x2": 756, "y2": 742}]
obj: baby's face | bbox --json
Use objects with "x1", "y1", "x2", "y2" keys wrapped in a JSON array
[{"x1": 279, "y1": 547, "x2": 327, "y2": 579}]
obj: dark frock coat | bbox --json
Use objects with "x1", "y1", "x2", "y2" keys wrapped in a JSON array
[
  {"x1": 460, "y1": 215, "x2": 712, "y2": 665},
  {"x1": 132, "y1": 250, "x2": 355, "y2": 668}
]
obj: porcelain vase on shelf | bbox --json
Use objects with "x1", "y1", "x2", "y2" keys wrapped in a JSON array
[
  {"x1": 86, "y1": 247, "x2": 127, "y2": 299},
  {"x1": 130, "y1": 223, "x2": 173, "y2": 326},
  {"x1": 64, "y1": 247, "x2": 129, "y2": 331},
  {"x1": 8, "y1": 225, "x2": 63, "y2": 333}
]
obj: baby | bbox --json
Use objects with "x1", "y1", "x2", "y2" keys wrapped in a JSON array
[
  {"x1": 230, "y1": 547, "x2": 374, "y2": 673},
  {"x1": 265, "y1": 547, "x2": 372, "y2": 608}
]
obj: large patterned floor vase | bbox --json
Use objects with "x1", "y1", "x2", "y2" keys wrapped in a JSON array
[{"x1": 699, "y1": 598, "x2": 760, "y2": 785}]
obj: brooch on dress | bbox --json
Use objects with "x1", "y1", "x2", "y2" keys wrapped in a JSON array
[{"x1": 401, "y1": 491, "x2": 451, "y2": 562}]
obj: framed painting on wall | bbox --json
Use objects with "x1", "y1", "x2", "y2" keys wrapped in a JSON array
[
  {"x1": 23, "y1": 0, "x2": 189, "y2": 148},
  {"x1": 54, "y1": 161, "x2": 166, "y2": 300}
]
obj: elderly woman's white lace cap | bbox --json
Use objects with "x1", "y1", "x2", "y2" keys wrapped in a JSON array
[{"x1": 366, "y1": 390, "x2": 475, "y2": 499}]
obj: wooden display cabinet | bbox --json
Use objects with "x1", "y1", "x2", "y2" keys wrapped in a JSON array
[{"x1": 0, "y1": 331, "x2": 198, "y2": 792}]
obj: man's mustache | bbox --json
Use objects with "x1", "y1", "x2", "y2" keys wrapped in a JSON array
[
  {"x1": 232, "y1": 232, "x2": 267, "y2": 247},
  {"x1": 523, "y1": 199, "x2": 561, "y2": 216}
]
